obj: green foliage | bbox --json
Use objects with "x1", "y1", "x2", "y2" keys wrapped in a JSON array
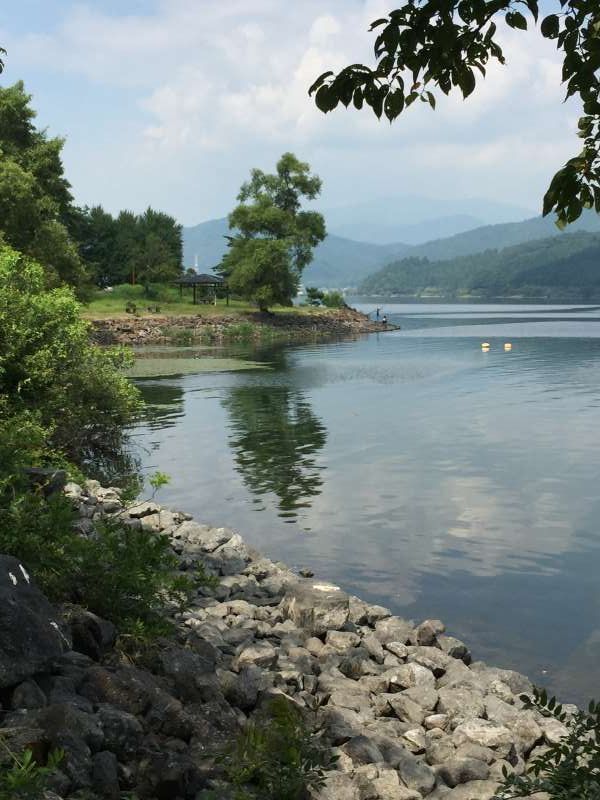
[
  {"x1": 218, "y1": 697, "x2": 332, "y2": 800},
  {"x1": 0, "y1": 491, "x2": 194, "y2": 633},
  {"x1": 494, "y1": 688, "x2": 600, "y2": 800},
  {"x1": 0, "y1": 244, "x2": 141, "y2": 475},
  {"x1": 0, "y1": 739, "x2": 64, "y2": 800},
  {"x1": 72, "y1": 205, "x2": 183, "y2": 287},
  {"x1": 309, "y1": 1, "x2": 600, "y2": 227},
  {"x1": 305, "y1": 286, "x2": 325, "y2": 306},
  {"x1": 360, "y1": 232, "x2": 600, "y2": 299},
  {"x1": 220, "y1": 153, "x2": 326, "y2": 311},
  {"x1": 321, "y1": 290, "x2": 346, "y2": 308},
  {"x1": 149, "y1": 470, "x2": 170, "y2": 498},
  {"x1": 0, "y1": 81, "x2": 88, "y2": 292}
]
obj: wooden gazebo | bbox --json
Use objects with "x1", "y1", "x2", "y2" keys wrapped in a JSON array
[{"x1": 175, "y1": 273, "x2": 228, "y2": 305}]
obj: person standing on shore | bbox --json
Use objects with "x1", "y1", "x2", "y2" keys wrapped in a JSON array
[
  {"x1": 382, "y1": 314, "x2": 387, "y2": 327},
  {"x1": 376, "y1": 306, "x2": 380, "y2": 319}
]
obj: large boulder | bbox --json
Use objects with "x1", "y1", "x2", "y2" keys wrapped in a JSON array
[
  {"x1": 280, "y1": 580, "x2": 350, "y2": 636},
  {"x1": 0, "y1": 555, "x2": 71, "y2": 688}
]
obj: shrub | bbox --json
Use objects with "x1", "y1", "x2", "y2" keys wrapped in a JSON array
[
  {"x1": 0, "y1": 741, "x2": 64, "y2": 800},
  {"x1": 321, "y1": 290, "x2": 346, "y2": 308},
  {"x1": 217, "y1": 696, "x2": 333, "y2": 800},
  {"x1": 0, "y1": 243, "x2": 141, "y2": 479},
  {"x1": 494, "y1": 688, "x2": 600, "y2": 800}
]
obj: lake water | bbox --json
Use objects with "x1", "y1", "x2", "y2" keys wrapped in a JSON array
[{"x1": 132, "y1": 303, "x2": 600, "y2": 705}]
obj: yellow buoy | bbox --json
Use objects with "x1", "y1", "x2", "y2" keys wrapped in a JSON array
[
  {"x1": 504, "y1": 342, "x2": 512, "y2": 351},
  {"x1": 481, "y1": 342, "x2": 490, "y2": 350}
]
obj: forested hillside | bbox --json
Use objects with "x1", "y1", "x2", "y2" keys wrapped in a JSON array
[{"x1": 360, "y1": 232, "x2": 600, "y2": 299}]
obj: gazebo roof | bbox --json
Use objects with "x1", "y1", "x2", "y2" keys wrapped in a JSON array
[{"x1": 176, "y1": 272, "x2": 225, "y2": 286}]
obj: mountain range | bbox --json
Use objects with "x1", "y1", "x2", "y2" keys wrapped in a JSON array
[{"x1": 183, "y1": 209, "x2": 600, "y2": 290}]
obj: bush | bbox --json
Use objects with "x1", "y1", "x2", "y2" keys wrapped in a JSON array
[
  {"x1": 0, "y1": 491, "x2": 195, "y2": 634},
  {"x1": 0, "y1": 740, "x2": 64, "y2": 800},
  {"x1": 0, "y1": 244, "x2": 141, "y2": 479},
  {"x1": 321, "y1": 290, "x2": 346, "y2": 308},
  {"x1": 217, "y1": 696, "x2": 333, "y2": 800},
  {"x1": 494, "y1": 687, "x2": 600, "y2": 800}
]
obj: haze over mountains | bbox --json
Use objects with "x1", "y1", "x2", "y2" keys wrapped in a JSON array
[{"x1": 182, "y1": 197, "x2": 600, "y2": 290}]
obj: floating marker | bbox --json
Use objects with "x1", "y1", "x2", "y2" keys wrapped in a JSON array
[
  {"x1": 481, "y1": 342, "x2": 490, "y2": 350},
  {"x1": 504, "y1": 342, "x2": 512, "y2": 351}
]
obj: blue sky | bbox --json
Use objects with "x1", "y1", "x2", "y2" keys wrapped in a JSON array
[{"x1": 0, "y1": 0, "x2": 577, "y2": 226}]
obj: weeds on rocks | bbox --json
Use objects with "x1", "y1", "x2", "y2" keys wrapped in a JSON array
[
  {"x1": 214, "y1": 696, "x2": 334, "y2": 800},
  {"x1": 494, "y1": 687, "x2": 600, "y2": 800},
  {"x1": 0, "y1": 739, "x2": 64, "y2": 800}
]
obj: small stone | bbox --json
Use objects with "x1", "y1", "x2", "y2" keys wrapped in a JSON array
[
  {"x1": 385, "y1": 641, "x2": 409, "y2": 659},
  {"x1": 342, "y1": 735, "x2": 385, "y2": 765},
  {"x1": 453, "y1": 720, "x2": 514, "y2": 750},
  {"x1": 438, "y1": 635, "x2": 471, "y2": 664},
  {"x1": 91, "y1": 751, "x2": 120, "y2": 799},
  {"x1": 280, "y1": 581, "x2": 349, "y2": 636},
  {"x1": 11, "y1": 680, "x2": 47, "y2": 710},
  {"x1": 425, "y1": 714, "x2": 449, "y2": 731},
  {"x1": 404, "y1": 685, "x2": 439, "y2": 712},
  {"x1": 325, "y1": 630, "x2": 360, "y2": 652},
  {"x1": 375, "y1": 617, "x2": 414, "y2": 645},
  {"x1": 388, "y1": 694, "x2": 426, "y2": 725},
  {"x1": 402, "y1": 727, "x2": 427, "y2": 753},
  {"x1": 540, "y1": 716, "x2": 568, "y2": 745},
  {"x1": 362, "y1": 634, "x2": 385, "y2": 664},
  {"x1": 299, "y1": 567, "x2": 314, "y2": 578},
  {"x1": 127, "y1": 500, "x2": 160, "y2": 518},
  {"x1": 438, "y1": 687, "x2": 486, "y2": 723}
]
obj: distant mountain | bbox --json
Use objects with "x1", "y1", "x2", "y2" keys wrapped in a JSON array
[
  {"x1": 360, "y1": 232, "x2": 600, "y2": 299},
  {"x1": 182, "y1": 218, "x2": 411, "y2": 289},
  {"x1": 324, "y1": 195, "x2": 536, "y2": 244},
  {"x1": 409, "y1": 211, "x2": 600, "y2": 262}
]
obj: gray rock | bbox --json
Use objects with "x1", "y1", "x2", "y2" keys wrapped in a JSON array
[
  {"x1": 220, "y1": 666, "x2": 269, "y2": 711},
  {"x1": 233, "y1": 641, "x2": 277, "y2": 671},
  {"x1": 408, "y1": 646, "x2": 450, "y2": 677},
  {"x1": 342, "y1": 735, "x2": 385, "y2": 765},
  {"x1": 443, "y1": 779, "x2": 500, "y2": 800},
  {"x1": 424, "y1": 713, "x2": 449, "y2": 731},
  {"x1": 325, "y1": 630, "x2": 360, "y2": 652},
  {"x1": 362, "y1": 634, "x2": 386, "y2": 664},
  {"x1": 438, "y1": 687, "x2": 485, "y2": 722},
  {"x1": 375, "y1": 617, "x2": 414, "y2": 645},
  {"x1": 91, "y1": 751, "x2": 120, "y2": 799},
  {"x1": 437, "y1": 758, "x2": 490, "y2": 787},
  {"x1": 454, "y1": 743, "x2": 495, "y2": 764},
  {"x1": 539, "y1": 716, "x2": 568, "y2": 745},
  {"x1": 416, "y1": 619, "x2": 445, "y2": 646},
  {"x1": 317, "y1": 771, "x2": 362, "y2": 800},
  {"x1": 126, "y1": 500, "x2": 160, "y2": 518},
  {"x1": 385, "y1": 663, "x2": 436, "y2": 692},
  {"x1": 404, "y1": 686, "x2": 439, "y2": 712},
  {"x1": 0, "y1": 555, "x2": 71, "y2": 687},
  {"x1": 375, "y1": 736, "x2": 436, "y2": 795},
  {"x1": 438, "y1": 635, "x2": 471, "y2": 664},
  {"x1": 426, "y1": 738, "x2": 456, "y2": 765},
  {"x1": 402, "y1": 727, "x2": 427, "y2": 754},
  {"x1": 280, "y1": 580, "x2": 349, "y2": 636},
  {"x1": 71, "y1": 610, "x2": 116, "y2": 661},
  {"x1": 386, "y1": 641, "x2": 409, "y2": 659},
  {"x1": 319, "y1": 705, "x2": 366, "y2": 744},
  {"x1": 389, "y1": 694, "x2": 427, "y2": 725},
  {"x1": 453, "y1": 720, "x2": 514, "y2": 750}
]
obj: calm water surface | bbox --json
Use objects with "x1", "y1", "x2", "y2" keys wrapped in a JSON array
[{"x1": 132, "y1": 303, "x2": 600, "y2": 705}]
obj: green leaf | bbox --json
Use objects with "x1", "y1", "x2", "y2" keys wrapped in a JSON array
[
  {"x1": 540, "y1": 14, "x2": 560, "y2": 39},
  {"x1": 506, "y1": 11, "x2": 528, "y2": 30},
  {"x1": 308, "y1": 71, "x2": 333, "y2": 96}
]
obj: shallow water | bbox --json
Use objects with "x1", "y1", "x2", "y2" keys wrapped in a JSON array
[{"x1": 131, "y1": 303, "x2": 600, "y2": 705}]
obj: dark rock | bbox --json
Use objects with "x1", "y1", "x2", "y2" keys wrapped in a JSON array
[
  {"x1": 342, "y1": 735, "x2": 385, "y2": 765},
  {"x1": 415, "y1": 619, "x2": 445, "y2": 647},
  {"x1": 0, "y1": 555, "x2": 71, "y2": 687},
  {"x1": 11, "y1": 679, "x2": 47, "y2": 710},
  {"x1": 96, "y1": 704, "x2": 144, "y2": 757},
  {"x1": 70, "y1": 610, "x2": 116, "y2": 661},
  {"x1": 24, "y1": 468, "x2": 67, "y2": 497},
  {"x1": 92, "y1": 751, "x2": 120, "y2": 799},
  {"x1": 437, "y1": 757, "x2": 490, "y2": 787},
  {"x1": 79, "y1": 666, "x2": 163, "y2": 715},
  {"x1": 159, "y1": 643, "x2": 218, "y2": 701}
]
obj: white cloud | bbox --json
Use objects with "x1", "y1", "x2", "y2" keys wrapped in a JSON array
[{"x1": 2, "y1": 0, "x2": 582, "y2": 221}]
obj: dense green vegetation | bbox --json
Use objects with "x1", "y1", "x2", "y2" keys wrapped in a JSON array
[
  {"x1": 72, "y1": 204, "x2": 182, "y2": 287},
  {"x1": 310, "y1": 1, "x2": 600, "y2": 228},
  {"x1": 360, "y1": 232, "x2": 600, "y2": 298},
  {"x1": 220, "y1": 153, "x2": 326, "y2": 310}
]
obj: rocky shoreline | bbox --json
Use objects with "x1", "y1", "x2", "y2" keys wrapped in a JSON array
[
  {"x1": 89, "y1": 307, "x2": 394, "y2": 346},
  {"x1": 0, "y1": 482, "x2": 568, "y2": 800}
]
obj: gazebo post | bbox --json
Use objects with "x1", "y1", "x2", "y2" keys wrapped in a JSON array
[{"x1": 193, "y1": 284, "x2": 197, "y2": 305}]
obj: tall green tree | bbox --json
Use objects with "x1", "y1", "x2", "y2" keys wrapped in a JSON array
[
  {"x1": 0, "y1": 81, "x2": 87, "y2": 290},
  {"x1": 220, "y1": 153, "x2": 326, "y2": 311},
  {"x1": 309, "y1": 1, "x2": 600, "y2": 228}
]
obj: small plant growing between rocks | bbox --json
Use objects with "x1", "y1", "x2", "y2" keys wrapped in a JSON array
[
  {"x1": 0, "y1": 739, "x2": 64, "y2": 800},
  {"x1": 215, "y1": 696, "x2": 333, "y2": 800},
  {"x1": 494, "y1": 688, "x2": 600, "y2": 800}
]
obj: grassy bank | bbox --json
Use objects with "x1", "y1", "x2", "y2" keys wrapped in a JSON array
[{"x1": 82, "y1": 283, "x2": 335, "y2": 320}]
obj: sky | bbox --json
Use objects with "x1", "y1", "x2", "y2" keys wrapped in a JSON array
[{"x1": 0, "y1": 0, "x2": 579, "y2": 226}]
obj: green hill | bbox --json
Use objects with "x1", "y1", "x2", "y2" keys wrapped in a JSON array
[{"x1": 360, "y1": 232, "x2": 600, "y2": 299}]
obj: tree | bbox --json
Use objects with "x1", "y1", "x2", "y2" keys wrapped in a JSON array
[
  {"x1": 0, "y1": 81, "x2": 88, "y2": 290},
  {"x1": 220, "y1": 153, "x2": 326, "y2": 311},
  {"x1": 309, "y1": 1, "x2": 600, "y2": 228}
]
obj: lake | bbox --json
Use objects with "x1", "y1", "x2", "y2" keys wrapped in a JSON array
[{"x1": 131, "y1": 303, "x2": 600, "y2": 705}]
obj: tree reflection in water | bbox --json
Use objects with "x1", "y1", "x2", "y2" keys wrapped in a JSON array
[{"x1": 222, "y1": 386, "x2": 326, "y2": 520}]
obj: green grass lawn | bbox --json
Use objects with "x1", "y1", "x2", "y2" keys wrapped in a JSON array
[{"x1": 82, "y1": 283, "x2": 333, "y2": 319}]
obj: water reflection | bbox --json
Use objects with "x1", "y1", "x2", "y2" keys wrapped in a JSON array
[
  {"x1": 139, "y1": 381, "x2": 185, "y2": 430},
  {"x1": 221, "y1": 387, "x2": 326, "y2": 520}
]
